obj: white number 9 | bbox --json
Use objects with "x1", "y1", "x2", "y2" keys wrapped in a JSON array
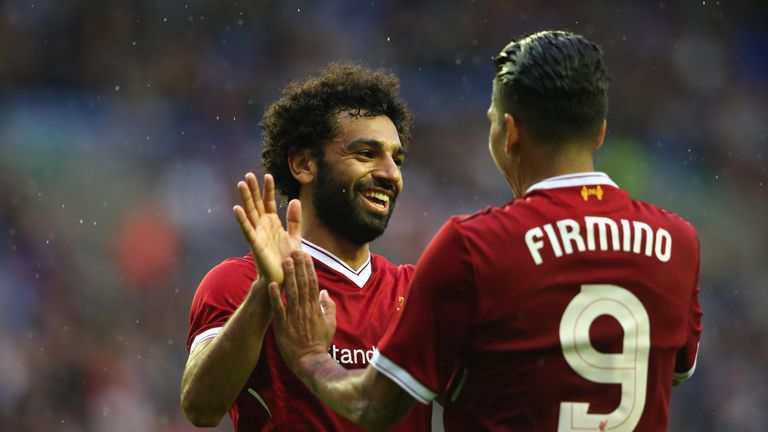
[{"x1": 558, "y1": 284, "x2": 650, "y2": 432}]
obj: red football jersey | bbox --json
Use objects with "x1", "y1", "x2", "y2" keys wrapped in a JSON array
[
  {"x1": 186, "y1": 239, "x2": 431, "y2": 431},
  {"x1": 373, "y1": 172, "x2": 702, "y2": 431}
]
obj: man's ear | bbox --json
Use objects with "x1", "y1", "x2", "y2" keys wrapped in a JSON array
[
  {"x1": 594, "y1": 119, "x2": 607, "y2": 151},
  {"x1": 504, "y1": 113, "x2": 520, "y2": 155},
  {"x1": 288, "y1": 149, "x2": 317, "y2": 185}
]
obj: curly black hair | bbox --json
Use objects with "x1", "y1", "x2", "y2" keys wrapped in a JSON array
[
  {"x1": 260, "y1": 63, "x2": 412, "y2": 199},
  {"x1": 493, "y1": 30, "x2": 609, "y2": 146}
]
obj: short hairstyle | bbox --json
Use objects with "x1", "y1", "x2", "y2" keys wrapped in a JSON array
[
  {"x1": 493, "y1": 30, "x2": 609, "y2": 146},
  {"x1": 260, "y1": 63, "x2": 412, "y2": 199}
]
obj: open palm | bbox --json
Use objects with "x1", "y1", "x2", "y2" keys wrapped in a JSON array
[{"x1": 233, "y1": 173, "x2": 302, "y2": 284}]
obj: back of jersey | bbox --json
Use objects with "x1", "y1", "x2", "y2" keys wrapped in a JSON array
[{"x1": 448, "y1": 173, "x2": 702, "y2": 431}]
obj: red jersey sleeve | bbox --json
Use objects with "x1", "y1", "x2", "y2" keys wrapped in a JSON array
[
  {"x1": 674, "y1": 235, "x2": 703, "y2": 383},
  {"x1": 372, "y1": 218, "x2": 475, "y2": 403},
  {"x1": 186, "y1": 256, "x2": 256, "y2": 353}
]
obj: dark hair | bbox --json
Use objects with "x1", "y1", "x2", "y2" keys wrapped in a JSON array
[
  {"x1": 260, "y1": 63, "x2": 412, "y2": 199},
  {"x1": 493, "y1": 30, "x2": 609, "y2": 146}
]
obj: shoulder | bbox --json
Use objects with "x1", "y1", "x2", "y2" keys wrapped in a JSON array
[
  {"x1": 631, "y1": 198, "x2": 699, "y2": 239},
  {"x1": 193, "y1": 254, "x2": 257, "y2": 304},
  {"x1": 441, "y1": 201, "x2": 522, "y2": 242},
  {"x1": 370, "y1": 253, "x2": 415, "y2": 278},
  {"x1": 201, "y1": 254, "x2": 258, "y2": 285},
  {"x1": 449, "y1": 198, "x2": 531, "y2": 227}
]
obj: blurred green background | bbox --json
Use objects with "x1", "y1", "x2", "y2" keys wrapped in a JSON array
[{"x1": 1, "y1": 1, "x2": 766, "y2": 431}]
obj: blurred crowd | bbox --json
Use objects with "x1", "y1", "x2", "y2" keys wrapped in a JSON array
[{"x1": 0, "y1": 1, "x2": 766, "y2": 431}]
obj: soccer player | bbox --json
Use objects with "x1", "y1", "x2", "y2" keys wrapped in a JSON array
[
  {"x1": 180, "y1": 63, "x2": 431, "y2": 430},
  {"x1": 265, "y1": 31, "x2": 703, "y2": 431}
]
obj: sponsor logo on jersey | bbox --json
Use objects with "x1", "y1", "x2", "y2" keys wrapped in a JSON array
[
  {"x1": 396, "y1": 296, "x2": 405, "y2": 311},
  {"x1": 330, "y1": 344, "x2": 377, "y2": 366}
]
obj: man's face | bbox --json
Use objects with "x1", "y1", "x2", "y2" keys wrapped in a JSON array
[{"x1": 313, "y1": 112, "x2": 405, "y2": 245}]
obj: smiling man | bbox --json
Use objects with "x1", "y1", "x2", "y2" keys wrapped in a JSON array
[{"x1": 180, "y1": 63, "x2": 431, "y2": 431}]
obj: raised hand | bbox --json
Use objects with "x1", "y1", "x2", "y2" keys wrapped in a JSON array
[
  {"x1": 268, "y1": 250, "x2": 337, "y2": 376},
  {"x1": 233, "y1": 172, "x2": 302, "y2": 284}
]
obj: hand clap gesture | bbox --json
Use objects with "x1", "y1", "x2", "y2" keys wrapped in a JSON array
[{"x1": 232, "y1": 172, "x2": 302, "y2": 284}]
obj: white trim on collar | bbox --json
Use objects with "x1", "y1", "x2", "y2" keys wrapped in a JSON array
[
  {"x1": 525, "y1": 172, "x2": 618, "y2": 194},
  {"x1": 300, "y1": 239, "x2": 372, "y2": 288}
]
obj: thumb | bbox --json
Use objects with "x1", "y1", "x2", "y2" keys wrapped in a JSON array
[{"x1": 319, "y1": 290, "x2": 336, "y2": 321}]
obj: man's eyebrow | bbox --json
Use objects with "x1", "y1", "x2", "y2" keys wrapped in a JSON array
[{"x1": 346, "y1": 138, "x2": 406, "y2": 157}]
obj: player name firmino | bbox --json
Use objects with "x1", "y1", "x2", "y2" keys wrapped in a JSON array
[{"x1": 525, "y1": 216, "x2": 672, "y2": 265}]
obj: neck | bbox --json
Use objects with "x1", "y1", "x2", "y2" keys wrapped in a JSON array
[
  {"x1": 300, "y1": 207, "x2": 370, "y2": 270},
  {"x1": 514, "y1": 146, "x2": 595, "y2": 196}
]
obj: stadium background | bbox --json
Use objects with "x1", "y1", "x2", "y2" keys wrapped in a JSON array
[{"x1": 1, "y1": 1, "x2": 766, "y2": 431}]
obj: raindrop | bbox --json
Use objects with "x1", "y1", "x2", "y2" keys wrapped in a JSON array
[
  {"x1": 114, "y1": 85, "x2": 121, "y2": 91},
  {"x1": 387, "y1": 36, "x2": 391, "y2": 42}
]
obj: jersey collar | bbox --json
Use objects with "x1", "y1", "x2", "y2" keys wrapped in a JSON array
[
  {"x1": 525, "y1": 171, "x2": 618, "y2": 195},
  {"x1": 300, "y1": 239, "x2": 372, "y2": 288}
]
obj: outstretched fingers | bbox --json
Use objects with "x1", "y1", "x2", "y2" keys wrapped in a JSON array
[
  {"x1": 282, "y1": 257, "x2": 299, "y2": 314},
  {"x1": 304, "y1": 252, "x2": 320, "y2": 304},
  {"x1": 263, "y1": 174, "x2": 277, "y2": 214},
  {"x1": 237, "y1": 179, "x2": 259, "y2": 228},
  {"x1": 286, "y1": 199, "x2": 302, "y2": 242},
  {"x1": 233, "y1": 205, "x2": 256, "y2": 243},
  {"x1": 245, "y1": 172, "x2": 266, "y2": 216},
  {"x1": 268, "y1": 281, "x2": 286, "y2": 325},
  {"x1": 318, "y1": 289, "x2": 336, "y2": 332},
  {"x1": 292, "y1": 250, "x2": 309, "y2": 305}
]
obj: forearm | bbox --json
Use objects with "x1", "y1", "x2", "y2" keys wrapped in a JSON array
[
  {"x1": 296, "y1": 353, "x2": 414, "y2": 431},
  {"x1": 181, "y1": 278, "x2": 272, "y2": 426}
]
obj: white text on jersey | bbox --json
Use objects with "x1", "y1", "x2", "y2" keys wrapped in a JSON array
[
  {"x1": 525, "y1": 216, "x2": 672, "y2": 265},
  {"x1": 330, "y1": 344, "x2": 377, "y2": 366}
]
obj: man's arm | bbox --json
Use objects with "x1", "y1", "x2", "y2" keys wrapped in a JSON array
[
  {"x1": 296, "y1": 353, "x2": 416, "y2": 431},
  {"x1": 180, "y1": 173, "x2": 302, "y2": 426},
  {"x1": 180, "y1": 278, "x2": 272, "y2": 426},
  {"x1": 268, "y1": 251, "x2": 417, "y2": 431},
  {"x1": 673, "y1": 235, "x2": 703, "y2": 387}
]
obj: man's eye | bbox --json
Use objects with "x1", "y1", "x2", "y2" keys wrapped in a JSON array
[
  {"x1": 358, "y1": 150, "x2": 374, "y2": 158},
  {"x1": 394, "y1": 157, "x2": 405, "y2": 166}
]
